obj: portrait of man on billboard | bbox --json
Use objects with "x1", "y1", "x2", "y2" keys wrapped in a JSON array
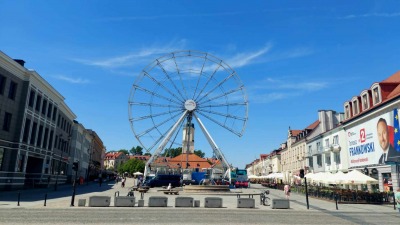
[{"x1": 377, "y1": 118, "x2": 400, "y2": 164}]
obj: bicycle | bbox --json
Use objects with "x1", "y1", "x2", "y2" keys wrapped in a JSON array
[{"x1": 260, "y1": 190, "x2": 270, "y2": 206}]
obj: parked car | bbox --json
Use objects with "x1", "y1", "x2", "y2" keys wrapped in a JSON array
[{"x1": 144, "y1": 174, "x2": 181, "y2": 188}]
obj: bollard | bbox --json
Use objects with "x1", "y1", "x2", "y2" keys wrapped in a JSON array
[
  {"x1": 334, "y1": 194, "x2": 338, "y2": 210},
  {"x1": 141, "y1": 192, "x2": 144, "y2": 200},
  {"x1": 44, "y1": 193, "x2": 48, "y2": 206},
  {"x1": 17, "y1": 192, "x2": 21, "y2": 206},
  {"x1": 115, "y1": 191, "x2": 120, "y2": 197}
]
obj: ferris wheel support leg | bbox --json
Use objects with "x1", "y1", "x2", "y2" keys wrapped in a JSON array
[
  {"x1": 144, "y1": 110, "x2": 189, "y2": 177},
  {"x1": 193, "y1": 113, "x2": 232, "y2": 183}
]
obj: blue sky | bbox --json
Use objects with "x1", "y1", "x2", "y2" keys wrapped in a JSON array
[{"x1": 1, "y1": 1, "x2": 400, "y2": 168}]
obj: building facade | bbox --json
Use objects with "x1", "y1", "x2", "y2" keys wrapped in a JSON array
[{"x1": 0, "y1": 51, "x2": 105, "y2": 190}]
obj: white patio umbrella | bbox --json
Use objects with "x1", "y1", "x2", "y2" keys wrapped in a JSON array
[
  {"x1": 248, "y1": 174, "x2": 260, "y2": 179},
  {"x1": 313, "y1": 172, "x2": 335, "y2": 184},
  {"x1": 340, "y1": 170, "x2": 378, "y2": 185},
  {"x1": 133, "y1": 171, "x2": 143, "y2": 176},
  {"x1": 326, "y1": 171, "x2": 345, "y2": 184}
]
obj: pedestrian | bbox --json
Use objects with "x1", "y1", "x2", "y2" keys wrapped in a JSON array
[
  {"x1": 396, "y1": 188, "x2": 400, "y2": 215},
  {"x1": 121, "y1": 177, "x2": 126, "y2": 188},
  {"x1": 284, "y1": 184, "x2": 291, "y2": 199}
]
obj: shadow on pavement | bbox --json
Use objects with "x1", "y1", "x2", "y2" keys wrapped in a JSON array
[{"x1": 0, "y1": 181, "x2": 116, "y2": 204}]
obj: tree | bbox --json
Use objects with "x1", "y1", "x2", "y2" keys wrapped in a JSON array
[
  {"x1": 130, "y1": 146, "x2": 143, "y2": 155},
  {"x1": 162, "y1": 147, "x2": 182, "y2": 158},
  {"x1": 144, "y1": 152, "x2": 152, "y2": 156},
  {"x1": 194, "y1": 149, "x2": 205, "y2": 158},
  {"x1": 117, "y1": 158, "x2": 145, "y2": 175},
  {"x1": 118, "y1": 149, "x2": 129, "y2": 155}
]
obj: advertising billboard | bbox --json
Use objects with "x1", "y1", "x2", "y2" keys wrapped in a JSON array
[{"x1": 347, "y1": 109, "x2": 400, "y2": 168}]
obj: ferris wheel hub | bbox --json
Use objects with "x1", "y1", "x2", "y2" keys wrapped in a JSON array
[{"x1": 184, "y1": 99, "x2": 197, "y2": 111}]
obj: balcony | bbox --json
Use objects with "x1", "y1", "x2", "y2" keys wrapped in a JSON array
[
  {"x1": 305, "y1": 152, "x2": 312, "y2": 158},
  {"x1": 330, "y1": 144, "x2": 341, "y2": 152},
  {"x1": 312, "y1": 149, "x2": 320, "y2": 156},
  {"x1": 323, "y1": 146, "x2": 331, "y2": 155}
]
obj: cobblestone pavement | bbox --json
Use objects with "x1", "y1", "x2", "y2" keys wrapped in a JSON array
[{"x1": 0, "y1": 178, "x2": 397, "y2": 214}]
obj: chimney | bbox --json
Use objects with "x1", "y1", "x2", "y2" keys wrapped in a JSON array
[{"x1": 14, "y1": 59, "x2": 25, "y2": 67}]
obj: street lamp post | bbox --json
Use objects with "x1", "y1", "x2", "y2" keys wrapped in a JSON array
[{"x1": 70, "y1": 161, "x2": 79, "y2": 206}]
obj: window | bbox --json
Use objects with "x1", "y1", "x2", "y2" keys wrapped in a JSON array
[
  {"x1": 308, "y1": 158, "x2": 313, "y2": 168},
  {"x1": 0, "y1": 147, "x2": 4, "y2": 170},
  {"x1": 334, "y1": 152, "x2": 341, "y2": 164},
  {"x1": 28, "y1": 90, "x2": 35, "y2": 108},
  {"x1": 345, "y1": 104, "x2": 350, "y2": 119},
  {"x1": 3, "y1": 112, "x2": 12, "y2": 131},
  {"x1": 326, "y1": 155, "x2": 331, "y2": 165},
  {"x1": 316, "y1": 142, "x2": 321, "y2": 151},
  {"x1": 52, "y1": 107, "x2": 57, "y2": 121},
  {"x1": 333, "y1": 135, "x2": 339, "y2": 145},
  {"x1": 308, "y1": 145, "x2": 312, "y2": 153},
  {"x1": 317, "y1": 155, "x2": 322, "y2": 167},
  {"x1": 0, "y1": 75, "x2": 6, "y2": 95},
  {"x1": 54, "y1": 135, "x2": 58, "y2": 149},
  {"x1": 352, "y1": 100, "x2": 358, "y2": 115},
  {"x1": 8, "y1": 81, "x2": 17, "y2": 100},
  {"x1": 373, "y1": 87, "x2": 380, "y2": 104},
  {"x1": 48, "y1": 130, "x2": 54, "y2": 150},
  {"x1": 362, "y1": 94, "x2": 368, "y2": 110},
  {"x1": 22, "y1": 119, "x2": 31, "y2": 143},
  {"x1": 35, "y1": 95, "x2": 42, "y2": 111},
  {"x1": 47, "y1": 103, "x2": 53, "y2": 118},
  {"x1": 41, "y1": 99, "x2": 47, "y2": 115},
  {"x1": 325, "y1": 138, "x2": 329, "y2": 148},
  {"x1": 43, "y1": 128, "x2": 49, "y2": 149},
  {"x1": 36, "y1": 125, "x2": 43, "y2": 147},
  {"x1": 30, "y1": 122, "x2": 37, "y2": 145}
]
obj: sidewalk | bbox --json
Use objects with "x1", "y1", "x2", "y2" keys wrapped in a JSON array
[{"x1": 0, "y1": 178, "x2": 397, "y2": 214}]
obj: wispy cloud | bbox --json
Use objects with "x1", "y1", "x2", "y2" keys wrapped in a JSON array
[
  {"x1": 226, "y1": 43, "x2": 273, "y2": 68},
  {"x1": 55, "y1": 75, "x2": 90, "y2": 84},
  {"x1": 247, "y1": 77, "x2": 328, "y2": 104},
  {"x1": 100, "y1": 12, "x2": 246, "y2": 22},
  {"x1": 72, "y1": 39, "x2": 187, "y2": 69},
  {"x1": 340, "y1": 12, "x2": 400, "y2": 19}
]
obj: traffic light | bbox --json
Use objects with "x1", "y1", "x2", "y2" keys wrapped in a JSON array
[
  {"x1": 300, "y1": 169, "x2": 305, "y2": 178},
  {"x1": 72, "y1": 161, "x2": 79, "y2": 171}
]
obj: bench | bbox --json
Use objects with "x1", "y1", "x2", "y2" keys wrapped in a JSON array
[
  {"x1": 138, "y1": 188, "x2": 149, "y2": 193},
  {"x1": 164, "y1": 190, "x2": 179, "y2": 195}
]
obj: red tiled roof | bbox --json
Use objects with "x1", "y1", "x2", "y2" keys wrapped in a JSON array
[
  {"x1": 385, "y1": 84, "x2": 400, "y2": 99},
  {"x1": 291, "y1": 130, "x2": 302, "y2": 136},
  {"x1": 344, "y1": 70, "x2": 400, "y2": 122},
  {"x1": 306, "y1": 120, "x2": 320, "y2": 130},
  {"x1": 381, "y1": 71, "x2": 400, "y2": 83}
]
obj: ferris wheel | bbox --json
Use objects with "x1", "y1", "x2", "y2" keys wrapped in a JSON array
[{"x1": 128, "y1": 50, "x2": 248, "y2": 177}]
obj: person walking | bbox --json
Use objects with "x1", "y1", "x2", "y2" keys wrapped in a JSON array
[
  {"x1": 121, "y1": 177, "x2": 126, "y2": 188},
  {"x1": 284, "y1": 184, "x2": 291, "y2": 199}
]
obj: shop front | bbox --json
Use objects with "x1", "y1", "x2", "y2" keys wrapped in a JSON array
[{"x1": 345, "y1": 109, "x2": 400, "y2": 192}]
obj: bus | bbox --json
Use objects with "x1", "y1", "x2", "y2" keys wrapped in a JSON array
[{"x1": 234, "y1": 169, "x2": 249, "y2": 188}]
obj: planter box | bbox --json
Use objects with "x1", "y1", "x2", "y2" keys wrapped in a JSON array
[
  {"x1": 271, "y1": 199, "x2": 290, "y2": 209},
  {"x1": 237, "y1": 198, "x2": 255, "y2": 208},
  {"x1": 175, "y1": 197, "x2": 193, "y2": 207},
  {"x1": 89, "y1": 196, "x2": 111, "y2": 207},
  {"x1": 204, "y1": 197, "x2": 223, "y2": 208},
  {"x1": 114, "y1": 196, "x2": 135, "y2": 207},
  {"x1": 148, "y1": 196, "x2": 168, "y2": 207}
]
